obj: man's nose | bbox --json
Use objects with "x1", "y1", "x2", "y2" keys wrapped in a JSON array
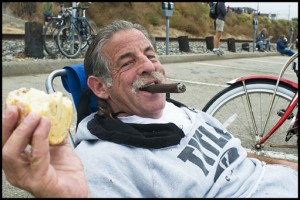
[{"x1": 136, "y1": 56, "x2": 156, "y2": 74}]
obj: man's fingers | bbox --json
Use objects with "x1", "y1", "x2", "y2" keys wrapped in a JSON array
[
  {"x1": 3, "y1": 112, "x2": 41, "y2": 160},
  {"x1": 2, "y1": 106, "x2": 19, "y2": 148},
  {"x1": 30, "y1": 117, "x2": 52, "y2": 172}
]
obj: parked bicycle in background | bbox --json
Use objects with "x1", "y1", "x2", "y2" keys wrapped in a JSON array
[
  {"x1": 42, "y1": 2, "x2": 72, "y2": 58},
  {"x1": 203, "y1": 52, "x2": 298, "y2": 160},
  {"x1": 57, "y1": 2, "x2": 97, "y2": 58}
]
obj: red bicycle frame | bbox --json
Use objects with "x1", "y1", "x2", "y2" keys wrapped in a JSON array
[{"x1": 226, "y1": 53, "x2": 298, "y2": 148}]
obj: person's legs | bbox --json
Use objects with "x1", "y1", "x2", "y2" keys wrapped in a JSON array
[
  {"x1": 214, "y1": 31, "x2": 222, "y2": 49},
  {"x1": 256, "y1": 41, "x2": 263, "y2": 51},
  {"x1": 279, "y1": 49, "x2": 290, "y2": 56},
  {"x1": 213, "y1": 19, "x2": 224, "y2": 54},
  {"x1": 287, "y1": 50, "x2": 295, "y2": 56},
  {"x1": 280, "y1": 49, "x2": 295, "y2": 56},
  {"x1": 264, "y1": 41, "x2": 270, "y2": 51}
]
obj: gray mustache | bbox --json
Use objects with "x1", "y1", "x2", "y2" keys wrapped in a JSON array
[{"x1": 132, "y1": 71, "x2": 164, "y2": 92}]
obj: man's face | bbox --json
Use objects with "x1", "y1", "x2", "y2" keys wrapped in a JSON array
[{"x1": 102, "y1": 29, "x2": 166, "y2": 119}]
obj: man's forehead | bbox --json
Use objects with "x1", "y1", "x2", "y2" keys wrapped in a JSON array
[
  {"x1": 113, "y1": 28, "x2": 145, "y2": 39},
  {"x1": 105, "y1": 29, "x2": 151, "y2": 52}
]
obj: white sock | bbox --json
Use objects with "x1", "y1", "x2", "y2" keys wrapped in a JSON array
[{"x1": 213, "y1": 48, "x2": 219, "y2": 51}]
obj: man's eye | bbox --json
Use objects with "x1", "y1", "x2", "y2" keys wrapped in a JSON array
[
  {"x1": 147, "y1": 55, "x2": 157, "y2": 59},
  {"x1": 122, "y1": 60, "x2": 134, "y2": 67}
]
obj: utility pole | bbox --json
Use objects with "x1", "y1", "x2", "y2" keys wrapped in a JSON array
[
  {"x1": 288, "y1": 5, "x2": 294, "y2": 49},
  {"x1": 253, "y1": 5, "x2": 259, "y2": 52},
  {"x1": 161, "y1": 2, "x2": 174, "y2": 55}
]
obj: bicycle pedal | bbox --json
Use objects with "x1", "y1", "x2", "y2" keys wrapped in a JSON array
[{"x1": 277, "y1": 109, "x2": 294, "y2": 119}]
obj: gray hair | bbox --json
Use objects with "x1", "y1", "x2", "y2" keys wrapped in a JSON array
[{"x1": 84, "y1": 20, "x2": 151, "y2": 87}]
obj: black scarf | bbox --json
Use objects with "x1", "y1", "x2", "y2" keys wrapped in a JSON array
[{"x1": 87, "y1": 114, "x2": 185, "y2": 149}]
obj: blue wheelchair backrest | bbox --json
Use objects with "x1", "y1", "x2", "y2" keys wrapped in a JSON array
[{"x1": 61, "y1": 63, "x2": 98, "y2": 114}]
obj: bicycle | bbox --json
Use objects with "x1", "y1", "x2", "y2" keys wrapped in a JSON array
[
  {"x1": 76, "y1": 5, "x2": 97, "y2": 50},
  {"x1": 43, "y1": 3, "x2": 72, "y2": 58},
  {"x1": 202, "y1": 52, "x2": 298, "y2": 158},
  {"x1": 57, "y1": 3, "x2": 97, "y2": 58}
]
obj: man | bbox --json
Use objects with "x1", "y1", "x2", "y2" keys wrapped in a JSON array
[
  {"x1": 256, "y1": 28, "x2": 270, "y2": 52},
  {"x1": 210, "y1": 2, "x2": 227, "y2": 56},
  {"x1": 2, "y1": 20, "x2": 298, "y2": 198},
  {"x1": 276, "y1": 34, "x2": 295, "y2": 56}
]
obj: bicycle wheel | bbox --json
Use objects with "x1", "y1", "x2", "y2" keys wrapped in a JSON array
[
  {"x1": 80, "y1": 20, "x2": 97, "y2": 50},
  {"x1": 202, "y1": 79, "x2": 298, "y2": 156},
  {"x1": 57, "y1": 25, "x2": 82, "y2": 58},
  {"x1": 43, "y1": 21, "x2": 61, "y2": 58}
]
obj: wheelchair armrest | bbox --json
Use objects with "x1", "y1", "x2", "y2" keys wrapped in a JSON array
[{"x1": 45, "y1": 69, "x2": 67, "y2": 94}]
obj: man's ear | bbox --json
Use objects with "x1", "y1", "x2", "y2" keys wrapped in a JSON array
[{"x1": 87, "y1": 76, "x2": 109, "y2": 99}]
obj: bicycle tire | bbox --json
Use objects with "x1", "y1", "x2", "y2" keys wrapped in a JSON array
[
  {"x1": 202, "y1": 79, "x2": 298, "y2": 156},
  {"x1": 43, "y1": 21, "x2": 61, "y2": 58},
  {"x1": 57, "y1": 25, "x2": 82, "y2": 58},
  {"x1": 80, "y1": 20, "x2": 97, "y2": 50}
]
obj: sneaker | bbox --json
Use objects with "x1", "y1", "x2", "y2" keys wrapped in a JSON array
[
  {"x1": 213, "y1": 49, "x2": 223, "y2": 56},
  {"x1": 213, "y1": 48, "x2": 218, "y2": 53}
]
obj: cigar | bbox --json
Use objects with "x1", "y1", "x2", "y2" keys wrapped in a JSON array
[{"x1": 140, "y1": 83, "x2": 186, "y2": 93}]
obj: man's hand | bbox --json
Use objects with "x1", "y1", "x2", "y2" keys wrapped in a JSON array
[{"x1": 2, "y1": 106, "x2": 91, "y2": 197}]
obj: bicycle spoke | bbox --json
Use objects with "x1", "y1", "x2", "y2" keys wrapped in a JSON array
[
  {"x1": 57, "y1": 25, "x2": 81, "y2": 58},
  {"x1": 223, "y1": 113, "x2": 238, "y2": 128},
  {"x1": 203, "y1": 80, "x2": 297, "y2": 155}
]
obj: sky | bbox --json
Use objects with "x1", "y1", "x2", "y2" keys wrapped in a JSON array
[{"x1": 225, "y1": 2, "x2": 298, "y2": 20}]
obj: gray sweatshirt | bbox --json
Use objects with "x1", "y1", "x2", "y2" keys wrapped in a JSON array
[{"x1": 75, "y1": 102, "x2": 297, "y2": 197}]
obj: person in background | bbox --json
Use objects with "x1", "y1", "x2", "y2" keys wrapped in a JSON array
[
  {"x1": 276, "y1": 34, "x2": 295, "y2": 56},
  {"x1": 210, "y1": 2, "x2": 227, "y2": 55},
  {"x1": 226, "y1": 5, "x2": 230, "y2": 13},
  {"x1": 256, "y1": 28, "x2": 270, "y2": 52}
]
